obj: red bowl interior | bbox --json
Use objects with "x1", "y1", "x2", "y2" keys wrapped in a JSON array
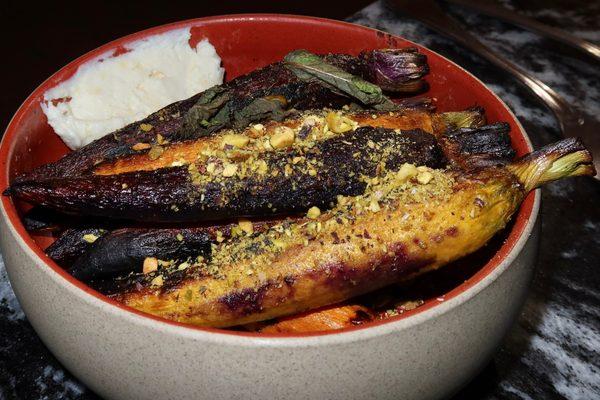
[{"x1": 0, "y1": 14, "x2": 535, "y2": 337}]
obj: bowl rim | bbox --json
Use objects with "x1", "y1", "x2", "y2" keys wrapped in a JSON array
[{"x1": 0, "y1": 13, "x2": 539, "y2": 344}]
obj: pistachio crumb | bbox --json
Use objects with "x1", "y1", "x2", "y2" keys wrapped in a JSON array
[
  {"x1": 397, "y1": 163, "x2": 418, "y2": 181},
  {"x1": 143, "y1": 257, "x2": 158, "y2": 274},
  {"x1": 206, "y1": 162, "x2": 217, "y2": 174},
  {"x1": 250, "y1": 124, "x2": 265, "y2": 134},
  {"x1": 150, "y1": 275, "x2": 164, "y2": 287},
  {"x1": 238, "y1": 219, "x2": 254, "y2": 235},
  {"x1": 417, "y1": 171, "x2": 433, "y2": 185},
  {"x1": 139, "y1": 123, "x2": 153, "y2": 132},
  {"x1": 132, "y1": 142, "x2": 151, "y2": 151},
  {"x1": 177, "y1": 262, "x2": 190, "y2": 271},
  {"x1": 222, "y1": 134, "x2": 250, "y2": 149},
  {"x1": 307, "y1": 206, "x2": 321, "y2": 219},
  {"x1": 148, "y1": 145, "x2": 164, "y2": 160},
  {"x1": 82, "y1": 234, "x2": 98, "y2": 243},
  {"x1": 270, "y1": 127, "x2": 295, "y2": 149},
  {"x1": 222, "y1": 163, "x2": 238, "y2": 177},
  {"x1": 369, "y1": 199, "x2": 381, "y2": 212},
  {"x1": 325, "y1": 111, "x2": 354, "y2": 133}
]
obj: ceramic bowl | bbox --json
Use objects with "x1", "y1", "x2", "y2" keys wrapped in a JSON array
[{"x1": 0, "y1": 15, "x2": 539, "y2": 400}]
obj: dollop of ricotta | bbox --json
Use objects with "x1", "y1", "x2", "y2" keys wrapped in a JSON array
[{"x1": 42, "y1": 28, "x2": 224, "y2": 149}]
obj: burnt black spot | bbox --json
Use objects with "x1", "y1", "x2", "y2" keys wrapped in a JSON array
[{"x1": 445, "y1": 123, "x2": 515, "y2": 167}]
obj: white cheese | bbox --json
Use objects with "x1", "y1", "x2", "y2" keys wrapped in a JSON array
[{"x1": 41, "y1": 28, "x2": 224, "y2": 149}]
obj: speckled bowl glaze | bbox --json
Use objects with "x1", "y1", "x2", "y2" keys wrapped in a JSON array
[{"x1": 0, "y1": 15, "x2": 540, "y2": 400}]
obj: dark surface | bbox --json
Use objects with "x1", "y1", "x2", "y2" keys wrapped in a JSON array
[
  {"x1": 1, "y1": 0, "x2": 599, "y2": 399},
  {"x1": 0, "y1": 0, "x2": 373, "y2": 131}
]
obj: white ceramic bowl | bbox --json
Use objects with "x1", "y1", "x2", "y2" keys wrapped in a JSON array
[{"x1": 0, "y1": 15, "x2": 539, "y2": 400}]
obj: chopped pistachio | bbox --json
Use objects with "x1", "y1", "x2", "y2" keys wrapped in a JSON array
[
  {"x1": 255, "y1": 159, "x2": 268, "y2": 175},
  {"x1": 178, "y1": 262, "x2": 190, "y2": 271},
  {"x1": 397, "y1": 163, "x2": 418, "y2": 181},
  {"x1": 238, "y1": 219, "x2": 254, "y2": 235},
  {"x1": 143, "y1": 257, "x2": 158, "y2": 274},
  {"x1": 284, "y1": 164, "x2": 293, "y2": 177},
  {"x1": 82, "y1": 234, "x2": 98, "y2": 243},
  {"x1": 148, "y1": 145, "x2": 164, "y2": 160},
  {"x1": 132, "y1": 142, "x2": 151, "y2": 151},
  {"x1": 222, "y1": 134, "x2": 250, "y2": 149},
  {"x1": 222, "y1": 163, "x2": 238, "y2": 177},
  {"x1": 250, "y1": 124, "x2": 265, "y2": 135},
  {"x1": 417, "y1": 171, "x2": 433, "y2": 185},
  {"x1": 325, "y1": 111, "x2": 354, "y2": 133},
  {"x1": 176, "y1": 233, "x2": 184, "y2": 241},
  {"x1": 150, "y1": 275, "x2": 164, "y2": 287},
  {"x1": 369, "y1": 199, "x2": 381, "y2": 212},
  {"x1": 139, "y1": 123, "x2": 153, "y2": 132},
  {"x1": 307, "y1": 206, "x2": 321, "y2": 219},
  {"x1": 337, "y1": 195, "x2": 347, "y2": 206},
  {"x1": 157, "y1": 259, "x2": 172, "y2": 267},
  {"x1": 270, "y1": 126, "x2": 295, "y2": 149}
]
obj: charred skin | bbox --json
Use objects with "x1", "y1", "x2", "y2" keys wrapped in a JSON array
[
  {"x1": 14, "y1": 49, "x2": 428, "y2": 183},
  {"x1": 93, "y1": 109, "x2": 452, "y2": 176},
  {"x1": 113, "y1": 138, "x2": 595, "y2": 327},
  {"x1": 115, "y1": 168, "x2": 523, "y2": 327},
  {"x1": 45, "y1": 227, "x2": 108, "y2": 267},
  {"x1": 10, "y1": 127, "x2": 448, "y2": 222},
  {"x1": 59, "y1": 219, "x2": 278, "y2": 281}
]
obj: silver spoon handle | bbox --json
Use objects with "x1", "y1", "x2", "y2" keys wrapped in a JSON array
[
  {"x1": 388, "y1": 0, "x2": 580, "y2": 132},
  {"x1": 446, "y1": 0, "x2": 600, "y2": 62}
]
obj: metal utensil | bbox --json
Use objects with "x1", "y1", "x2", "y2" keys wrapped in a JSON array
[
  {"x1": 388, "y1": 0, "x2": 600, "y2": 177},
  {"x1": 447, "y1": 0, "x2": 600, "y2": 62}
]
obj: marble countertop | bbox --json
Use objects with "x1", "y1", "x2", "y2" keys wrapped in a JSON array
[{"x1": 1, "y1": 1, "x2": 598, "y2": 398}]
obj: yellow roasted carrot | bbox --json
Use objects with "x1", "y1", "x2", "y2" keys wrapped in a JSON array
[{"x1": 116, "y1": 138, "x2": 595, "y2": 327}]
